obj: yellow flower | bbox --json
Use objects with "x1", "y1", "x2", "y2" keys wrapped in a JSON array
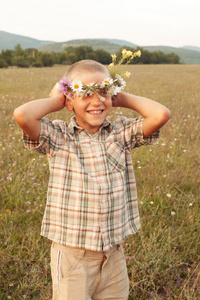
[
  {"x1": 122, "y1": 49, "x2": 127, "y2": 59},
  {"x1": 0, "y1": 214, "x2": 2, "y2": 217},
  {"x1": 123, "y1": 71, "x2": 131, "y2": 78},
  {"x1": 6, "y1": 209, "x2": 10, "y2": 213},
  {"x1": 111, "y1": 54, "x2": 117, "y2": 61},
  {"x1": 108, "y1": 63, "x2": 114, "y2": 69},
  {"x1": 121, "y1": 49, "x2": 133, "y2": 59},
  {"x1": 133, "y1": 50, "x2": 142, "y2": 57},
  {"x1": 126, "y1": 51, "x2": 133, "y2": 58}
]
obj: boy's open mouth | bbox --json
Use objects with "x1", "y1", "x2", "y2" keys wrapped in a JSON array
[{"x1": 87, "y1": 109, "x2": 104, "y2": 115}]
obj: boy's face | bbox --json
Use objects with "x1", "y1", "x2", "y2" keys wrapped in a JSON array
[{"x1": 66, "y1": 71, "x2": 112, "y2": 134}]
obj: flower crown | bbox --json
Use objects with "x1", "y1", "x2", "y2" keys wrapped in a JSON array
[{"x1": 57, "y1": 49, "x2": 141, "y2": 102}]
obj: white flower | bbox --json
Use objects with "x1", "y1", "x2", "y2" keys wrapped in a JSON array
[
  {"x1": 101, "y1": 78, "x2": 113, "y2": 88},
  {"x1": 166, "y1": 193, "x2": 171, "y2": 198},
  {"x1": 189, "y1": 203, "x2": 193, "y2": 207},
  {"x1": 115, "y1": 74, "x2": 126, "y2": 88},
  {"x1": 71, "y1": 80, "x2": 83, "y2": 93},
  {"x1": 112, "y1": 86, "x2": 122, "y2": 95},
  {"x1": 171, "y1": 211, "x2": 176, "y2": 216}
]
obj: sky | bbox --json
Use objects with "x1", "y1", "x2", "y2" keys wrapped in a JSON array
[{"x1": 0, "y1": 0, "x2": 200, "y2": 48}]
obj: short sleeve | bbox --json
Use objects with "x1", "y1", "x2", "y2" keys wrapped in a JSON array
[
  {"x1": 120, "y1": 116, "x2": 159, "y2": 151},
  {"x1": 23, "y1": 118, "x2": 65, "y2": 156}
]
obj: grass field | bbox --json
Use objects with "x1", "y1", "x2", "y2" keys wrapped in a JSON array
[{"x1": 0, "y1": 65, "x2": 200, "y2": 299}]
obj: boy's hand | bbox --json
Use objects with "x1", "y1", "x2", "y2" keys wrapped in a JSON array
[
  {"x1": 50, "y1": 83, "x2": 66, "y2": 106},
  {"x1": 111, "y1": 92, "x2": 122, "y2": 107}
]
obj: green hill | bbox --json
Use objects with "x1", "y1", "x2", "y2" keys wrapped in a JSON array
[
  {"x1": 38, "y1": 38, "x2": 137, "y2": 54},
  {"x1": 183, "y1": 45, "x2": 200, "y2": 52},
  {"x1": 0, "y1": 30, "x2": 55, "y2": 51},
  {"x1": 39, "y1": 40, "x2": 200, "y2": 64},
  {"x1": 143, "y1": 45, "x2": 200, "y2": 64}
]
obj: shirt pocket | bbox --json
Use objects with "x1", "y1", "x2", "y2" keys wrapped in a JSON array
[{"x1": 106, "y1": 142, "x2": 126, "y2": 172}]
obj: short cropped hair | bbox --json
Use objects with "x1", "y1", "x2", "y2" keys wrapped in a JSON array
[{"x1": 65, "y1": 60, "x2": 110, "y2": 79}]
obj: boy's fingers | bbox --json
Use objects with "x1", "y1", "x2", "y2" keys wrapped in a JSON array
[
  {"x1": 55, "y1": 83, "x2": 60, "y2": 89},
  {"x1": 49, "y1": 83, "x2": 61, "y2": 97}
]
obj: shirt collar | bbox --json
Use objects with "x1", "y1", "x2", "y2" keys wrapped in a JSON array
[{"x1": 68, "y1": 116, "x2": 111, "y2": 135}]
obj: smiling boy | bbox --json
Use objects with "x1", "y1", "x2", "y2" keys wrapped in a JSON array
[{"x1": 14, "y1": 58, "x2": 170, "y2": 300}]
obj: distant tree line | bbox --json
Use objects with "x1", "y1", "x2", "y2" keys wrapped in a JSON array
[{"x1": 0, "y1": 44, "x2": 180, "y2": 68}]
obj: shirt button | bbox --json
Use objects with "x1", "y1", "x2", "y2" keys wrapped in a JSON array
[{"x1": 96, "y1": 152, "x2": 100, "y2": 158}]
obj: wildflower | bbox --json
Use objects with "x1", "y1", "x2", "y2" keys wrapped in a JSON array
[
  {"x1": 122, "y1": 49, "x2": 133, "y2": 59},
  {"x1": 122, "y1": 71, "x2": 131, "y2": 78},
  {"x1": 58, "y1": 77, "x2": 71, "y2": 95},
  {"x1": 71, "y1": 80, "x2": 83, "y2": 93},
  {"x1": 111, "y1": 54, "x2": 117, "y2": 61},
  {"x1": 6, "y1": 209, "x2": 10, "y2": 212},
  {"x1": 101, "y1": 78, "x2": 113, "y2": 88},
  {"x1": 189, "y1": 203, "x2": 193, "y2": 207},
  {"x1": 9, "y1": 283, "x2": 14, "y2": 287},
  {"x1": 150, "y1": 201, "x2": 154, "y2": 205},
  {"x1": 171, "y1": 211, "x2": 176, "y2": 216},
  {"x1": 133, "y1": 50, "x2": 142, "y2": 57},
  {"x1": 112, "y1": 86, "x2": 122, "y2": 96},
  {"x1": 114, "y1": 74, "x2": 126, "y2": 87},
  {"x1": 26, "y1": 210, "x2": 31, "y2": 213},
  {"x1": 26, "y1": 201, "x2": 31, "y2": 204},
  {"x1": 166, "y1": 193, "x2": 171, "y2": 198}
]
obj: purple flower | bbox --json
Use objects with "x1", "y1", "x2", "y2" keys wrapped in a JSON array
[
  {"x1": 59, "y1": 77, "x2": 71, "y2": 95},
  {"x1": 26, "y1": 210, "x2": 31, "y2": 213}
]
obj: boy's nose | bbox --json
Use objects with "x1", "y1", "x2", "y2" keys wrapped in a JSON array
[{"x1": 90, "y1": 94, "x2": 102, "y2": 105}]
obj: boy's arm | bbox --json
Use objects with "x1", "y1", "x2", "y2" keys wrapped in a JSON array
[
  {"x1": 13, "y1": 85, "x2": 65, "y2": 141},
  {"x1": 113, "y1": 92, "x2": 170, "y2": 137}
]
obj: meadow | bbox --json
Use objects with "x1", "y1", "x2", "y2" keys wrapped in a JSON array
[{"x1": 0, "y1": 64, "x2": 199, "y2": 299}]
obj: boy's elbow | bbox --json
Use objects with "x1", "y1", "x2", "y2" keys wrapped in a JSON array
[
  {"x1": 160, "y1": 107, "x2": 171, "y2": 125},
  {"x1": 152, "y1": 107, "x2": 171, "y2": 131},
  {"x1": 13, "y1": 107, "x2": 28, "y2": 127}
]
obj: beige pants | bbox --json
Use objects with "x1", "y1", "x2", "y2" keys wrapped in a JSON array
[{"x1": 51, "y1": 242, "x2": 129, "y2": 300}]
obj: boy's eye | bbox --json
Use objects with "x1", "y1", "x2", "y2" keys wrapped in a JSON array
[
  {"x1": 98, "y1": 89, "x2": 107, "y2": 96},
  {"x1": 83, "y1": 91, "x2": 92, "y2": 99}
]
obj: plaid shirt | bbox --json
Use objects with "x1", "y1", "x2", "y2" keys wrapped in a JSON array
[{"x1": 24, "y1": 116, "x2": 159, "y2": 251}]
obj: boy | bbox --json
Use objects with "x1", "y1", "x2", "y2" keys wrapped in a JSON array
[{"x1": 14, "y1": 59, "x2": 170, "y2": 300}]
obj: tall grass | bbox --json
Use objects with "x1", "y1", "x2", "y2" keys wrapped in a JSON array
[{"x1": 0, "y1": 65, "x2": 199, "y2": 299}]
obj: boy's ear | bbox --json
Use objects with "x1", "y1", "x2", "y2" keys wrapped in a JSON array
[{"x1": 65, "y1": 93, "x2": 74, "y2": 111}]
